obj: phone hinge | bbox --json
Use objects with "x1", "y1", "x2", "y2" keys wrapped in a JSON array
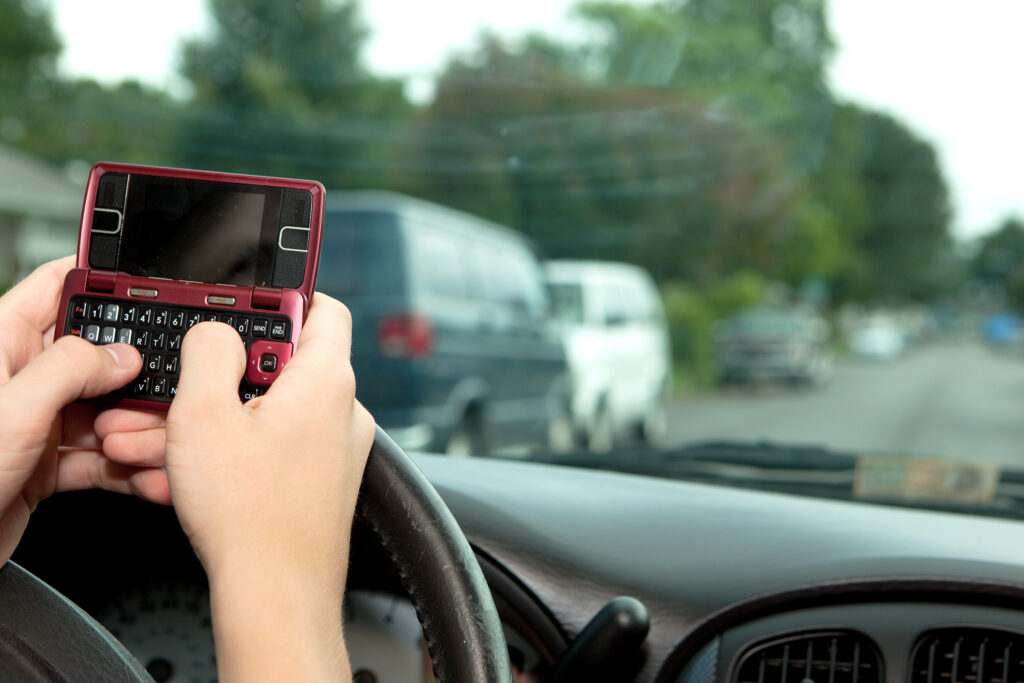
[
  {"x1": 251, "y1": 286, "x2": 283, "y2": 311},
  {"x1": 86, "y1": 271, "x2": 117, "y2": 294}
]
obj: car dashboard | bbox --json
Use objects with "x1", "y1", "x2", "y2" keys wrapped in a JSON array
[{"x1": 12, "y1": 453, "x2": 1024, "y2": 682}]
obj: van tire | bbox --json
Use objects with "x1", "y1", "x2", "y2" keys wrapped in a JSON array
[
  {"x1": 446, "y1": 413, "x2": 487, "y2": 457},
  {"x1": 587, "y1": 402, "x2": 615, "y2": 453},
  {"x1": 637, "y1": 399, "x2": 668, "y2": 447}
]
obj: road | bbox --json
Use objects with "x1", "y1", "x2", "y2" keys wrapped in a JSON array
[{"x1": 666, "y1": 343, "x2": 1024, "y2": 467}]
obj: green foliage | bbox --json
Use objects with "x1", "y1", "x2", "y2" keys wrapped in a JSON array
[
  {"x1": 174, "y1": 0, "x2": 410, "y2": 186},
  {"x1": 972, "y1": 216, "x2": 1024, "y2": 311},
  {"x1": 0, "y1": 0, "x2": 59, "y2": 87},
  {"x1": 662, "y1": 272, "x2": 768, "y2": 384},
  {"x1": 0, "y1": 0, "x2": 960, "y2": 324}
]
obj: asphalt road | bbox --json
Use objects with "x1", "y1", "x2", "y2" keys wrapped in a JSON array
[{"x1": 667, "y1": 342, "x2": 1024, "y2": 467}]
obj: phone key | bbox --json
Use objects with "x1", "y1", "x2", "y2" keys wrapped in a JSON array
[
  {"x1": 120, "y1": 305, "x2": 137, "y2": 325},
  {"x1": 186, "y1": 312, "x2": 202, "y2": 329},
  {"x1": 151, "y1": 331, "x2": 166, "y2": 350},
  {"x1": 152, "y1": 377, "x2": 167, "y2": 396},
  {"x1": 147, "y1": 353, "x2": 162, "y2": 372},
  {"x1": 134, "y1": 376, "x2": 151, "y2": 395},
  {"x1": 219, "y1": 314, "x2": 235, "y2": 328},
  {"x1": 138, "y1": 307, "x2": 153, "y2": 325},
  {"x1": 69, "y1": 323, "x2": 83, "y2": 338},
  {"x1": 85, "y1": 325, "x2": 101, "y2": 343},
  {"x1": 117, "y1": 328, "x2": 133, "y2": 345},
  {"x1": 270, "y1": 321, "x2": 287, "y2": 340},
  {"x1": 169, "y1": 380, "x2": 178, "y2": 398},
  {"x1": 170, "y1": 311, "x2": 184, "y2": 328},
  {"x1": 204, "y1": 313, "x2": 218, "y2": 322},
  {"x1": 168, "y1": 333, "x2": 182, "y2": 351},
  {"x1": 88, "y1": 303, "x2": 104, "y2": 321},
  {"x1": 72, "y1": 301, "x2": 87, "y2": 319},
  {"x1": 163, "y1": 355, "x2": 179, "y2": 374},
  {"x1": 133, "y1": 330, "x2": 149, "y2": 349},
  {"x1": 234, "y1": 317, "x2": 250, "y2": 336},
  {"x1": 102, "y1": 304, "x2": 120, "y2": 322},
  {"x1": 101, "y1": 326, "x2": 117, "y2": 344},
  {"x1": 252, "y1": 319, "x2": 269, "y2": 338},
  {"x1": 241, "y1": 386, "x2": 264, "y2": 402},
  {"x1": 154, "y1": 309, "x2": 169, "y2": 327}
]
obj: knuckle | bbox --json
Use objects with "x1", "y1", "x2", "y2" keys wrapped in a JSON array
[
  {"x1": 329, "y1": 361, "x2": 357, "y2": 396},
  {"x1": 182, "y1": 322, "x2": 245, "y2": 359},
  {"x1": 51, "y1": 334, "x2": 97, "y2": 368},
  {"x1": 314, "y1": 293, "x2": 352, "y2": 328},
  {"x1": 183, "y1": 320, "x2": 235, "y2": 346}
]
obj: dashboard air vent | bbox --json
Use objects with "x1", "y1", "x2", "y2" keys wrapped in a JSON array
[
  {"x1": 735, "y1": 631, "x2": 882, "y2": 683},
  {"x1": 911, "y1": 627, "x2": 1024, "y2": 683}
]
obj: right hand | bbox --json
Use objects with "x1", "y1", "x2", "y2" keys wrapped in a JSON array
[{"x1": 100, "y1": 293, "x2": 375, "y2": 681}]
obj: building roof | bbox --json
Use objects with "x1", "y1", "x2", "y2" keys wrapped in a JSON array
[{"x1": 0, "y1": 145, "x2": 83, "y2": 221}]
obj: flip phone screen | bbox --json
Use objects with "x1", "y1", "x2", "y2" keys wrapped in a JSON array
[{"x1": 119, "y1": 176, "x2": 276, "y2": 286}]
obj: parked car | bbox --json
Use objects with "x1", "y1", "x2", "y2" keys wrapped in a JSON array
[
  {"x1": 546, "y1": 260, "x2": 672, "y2": 450},
  {"x1": 318, "y1": 191, "x2": 569, "y2": 456},
  {"x1": 714, "y1": 307, "x2": 833, "y2": 386},
  {"x1": 848, "y1": 315, "x2": 906, "y2": 360}
]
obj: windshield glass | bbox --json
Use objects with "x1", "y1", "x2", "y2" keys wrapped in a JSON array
[{"x1": 3, "y1": 0, "x2": 1023, "y2": 517}]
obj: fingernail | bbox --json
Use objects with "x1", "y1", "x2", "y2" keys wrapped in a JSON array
[{"x1": 104, "y1": 344, "x2": 137, "y2": 368}]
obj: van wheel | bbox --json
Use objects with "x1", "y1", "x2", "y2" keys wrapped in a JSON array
[
  {"x1": 637, "y1": 399, "x2": 668, "y2": 447},
  {"x1": 587, "y1": 403, "x2": 615, "y2": 453},
  {"x1": 446, "y1": 415, "x2": 487, "y2": 457},
  {"x1": 547, "y1": 402, "x2": 575, "y2": 453}
]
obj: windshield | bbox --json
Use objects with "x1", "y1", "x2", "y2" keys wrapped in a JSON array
[{"x1": 2, "y1": 0, "x2": 1023, "y2": 517}]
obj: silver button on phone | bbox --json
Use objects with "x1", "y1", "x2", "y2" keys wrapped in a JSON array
[
  {"x1": 128, "y1": 287, "x2": 158, "y2": 298},
  {"x1": 207, "y1": 295, "x2": 236, "y2": 306}
]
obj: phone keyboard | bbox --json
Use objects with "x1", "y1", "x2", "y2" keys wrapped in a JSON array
[{"x1": 64, "y1": 296, "x2": 292, "y2": 403}]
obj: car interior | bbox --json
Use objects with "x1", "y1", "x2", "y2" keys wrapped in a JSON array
[{"x1": 4, "y1": 1, "x2": 1024, "y2": 682}]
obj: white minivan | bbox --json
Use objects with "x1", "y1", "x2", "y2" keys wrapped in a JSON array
[{"x1": 545, "y1": 260, "x2": 673, "y2": 450}]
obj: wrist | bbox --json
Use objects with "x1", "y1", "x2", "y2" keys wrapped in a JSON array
[{"x1": 208, "y1": 566, "x2": 350, "y2": 682}]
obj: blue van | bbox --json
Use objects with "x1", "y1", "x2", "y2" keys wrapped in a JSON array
[{"x1": 318, "y1": 191, "x2": 569, "y2": 455}]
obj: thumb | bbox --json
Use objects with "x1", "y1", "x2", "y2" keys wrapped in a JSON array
[
  {"x1": 1, "y1": 336, "x2": 141, "y2": 423},
  {"x1": 173, "y1": 322, "x2": 247, "y2": 415}
]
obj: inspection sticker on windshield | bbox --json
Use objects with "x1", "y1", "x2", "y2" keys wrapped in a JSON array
[{"x1": 854, "y1": 456, "x2": 1001, "y2": 505}]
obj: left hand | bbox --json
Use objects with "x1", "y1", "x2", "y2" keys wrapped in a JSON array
[{"x1": 0, "y1": 256, "x2": 170, "y2": 562}]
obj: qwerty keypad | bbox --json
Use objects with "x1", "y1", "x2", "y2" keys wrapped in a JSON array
[{"x1": 65, "y1": 296, "x2": 291, "y2": 403}]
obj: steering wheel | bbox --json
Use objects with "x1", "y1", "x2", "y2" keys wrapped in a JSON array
[{"x1": 0, "y1": 427, "x2": 512, "y2": 682}]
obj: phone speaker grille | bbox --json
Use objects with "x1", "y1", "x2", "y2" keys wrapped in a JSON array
[
  {"x1": 279, "y1": 189, "x2": 312, "y2": 228},
  {"x1": 272, "y1": 251, "x2": 306, "y2": 289},
  {"x1": 95, "y1": 173, "x2": 128, "y2": 210},
  {"x1": 89, "y1": 233, "x2": 119, "y2": 270}
]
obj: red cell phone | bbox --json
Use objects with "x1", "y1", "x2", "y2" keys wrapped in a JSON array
[{"x1": 55, "y1": 162, "x2": 324, "y2": 409}]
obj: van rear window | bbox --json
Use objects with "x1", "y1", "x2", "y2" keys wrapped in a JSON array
[{"x1": 319, "y1": 210, "x2": 400, "y2": 297}]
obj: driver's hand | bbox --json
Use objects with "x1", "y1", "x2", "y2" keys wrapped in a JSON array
[
  {"x1": 0, "y1": 256, "x2": 168, "y2": 563},
  {"x1": 103, "y1": 293, "x2": 374, "y2": 682}
]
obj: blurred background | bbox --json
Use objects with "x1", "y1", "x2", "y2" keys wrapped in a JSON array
[{"x1": 3, "y1": 0, "x2": 1024, "y2": 466}]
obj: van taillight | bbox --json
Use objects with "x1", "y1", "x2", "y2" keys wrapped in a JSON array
[{"x1": 378, "y1": 314, "x2": 433, "y2": 358}]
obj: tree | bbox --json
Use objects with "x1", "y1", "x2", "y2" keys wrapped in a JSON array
[
  {"x1": 972, "y1": 216, "x2": 1024, "y2": 310},
  {"x1": 0, "y1": 0, "x2": 59, "y2": 88},
  {"x1": 175, "y1": 0, "x2": 410, "y2": 187},
  {"x1": 0, "y1": 1, "x2": 179, "y2": 169}
]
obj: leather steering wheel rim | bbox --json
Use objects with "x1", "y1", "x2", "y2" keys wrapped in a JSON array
[
  {"x1": 0, "y1": 426, "x2": 511, "y2": 683},
  {"x1": 357, "y1": 426, "x2": 512, "y2": 683}
]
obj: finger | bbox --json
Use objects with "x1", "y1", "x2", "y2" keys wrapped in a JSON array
[
  {"x1": 0, "y1": 339, "x2": 142, "y2": 444},
  {"x1": 103, "y1": 427, "x2": 167, "y2": 468},
  {"x1": 62, "y1": 402, "x2": 103, "y2": 450},
  {"x1": 297, "y1": 293, "x2": 353, "y2": 358},
  {"x1": 94, "y1": 408, "x2": 166, "y2": 439},
  {"x1": 264, "y1": 294, "x2": 353, "y2": 400},
  {"x1": 0, "y1": 255, "x2": 75, "y2": 333},
  {"x1": 173, "y1": 322, "x2": 246, "y2": 415},
  {"x1": 54, "y1": 448, "x2": 171, "y2": 504}
]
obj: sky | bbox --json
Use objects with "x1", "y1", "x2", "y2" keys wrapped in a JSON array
[{"x1": 47, "y1": 0, "x2": 1024, "y2": 239}]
